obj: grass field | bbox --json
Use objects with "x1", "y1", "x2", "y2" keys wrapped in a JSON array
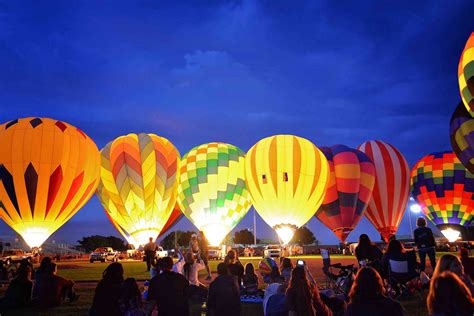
[{"x1": 0, "y1": 254, "x2": 438, "y2": 315}]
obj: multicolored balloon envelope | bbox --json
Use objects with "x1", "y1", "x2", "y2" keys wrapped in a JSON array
[
  {"x1": 411, "y1": 151, "x2": 474, "y2": 242},
  {"x1": 459, "y1": 32, "x2": 474, "y2": 116},
  {"x1": 245, "y1": 135, "x2": 330, "y2": 244},
  {"x1": 358, "y1": 141, "x2": 410, "y2": 242},
  {"x1": 315, "y1": 145, "x2": 375, "y2": 242},
  {"x1": 450, "y1": 102, "x2": 474, "y2": 173},
  {"x1": 177, "y1": 142, "x2": 252, "y2": 246},
  {"x1": 0, "y1": 118, "x2": 100, "y2": 248},
  {"x1": 96, "y1": 133, "x2": 180, "y2": 246}
]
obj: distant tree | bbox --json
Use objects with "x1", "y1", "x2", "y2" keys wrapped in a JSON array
[
  {"x1": 77, "y1": 235, "x2": 127, "y2": 252},
  {"x1": 160, "y1": 231, "x2": 196, "y2": 250},
  {"x1": 290, "y1": 226, "x2": 316, "y2": 245},
  {"x1": 234, "y1": 229, "x2": 255, "y2": 245}
]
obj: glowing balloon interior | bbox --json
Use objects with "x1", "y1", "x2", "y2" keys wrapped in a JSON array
[
  {"x1": 178, "y1": 143, "x2": 252, "y2": 246},
  {"x1": 0, "y1": 118, "x2": 100, "y2": 248},
  {"x1": 441, "y1": 227, "x2": 461, "y2": 243},
  {"x1": 97, "y1": 133, "x2": 180, "y2": 246},
  {"x1": 245, "y1": 135, "x2": 330, "y2": 244}
]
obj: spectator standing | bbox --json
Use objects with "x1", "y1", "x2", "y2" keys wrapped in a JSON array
[
  {"x1": 281, "y1": 258, "x2": 294, "y2": 285},
  {"x1": 427, "y1": 271, "x2": 474, "y2": 316},
  {"x1": 147, "y1": 256, "x2": 190, "y2": 316},
  {"x1": 119, "y1": 278, "x2": 144, "y2": 316},
  {"x1": 225, "y1": 250, "x2": 244, "y2": 286},
  {"x1": 174, "y1": 251, "x2": 207, "y2": 298},
  {"x1": 143, "y1": 237, "x2": 157, "y2": 272},
  {"x1": 433, "y1": 254, "x2": 474, "y2": 295},
  {"x1": 414, "y1": 217, "x2": 436, "y2": 272},
  {"x1": 90, "y1": 262, "x2": 124, "y2": 316},
  {"x1": 189, "y1": 234, "x2": 199, "y2": 256},
  {"x1": 0, "y1": 265, "x2": 32, "y2": 309},
  {"x1": 345, "y1": 267, "x2": 402, "y2": 316},
  {"x1": 242, "y1": 263, "x2": 259, "y2": 294},
  {"x1": 199, "y1": 231, "x2": 212, "y2": 280},
  {"x1": 207, "y1": 263, "x2": 241, "y2": 316}
]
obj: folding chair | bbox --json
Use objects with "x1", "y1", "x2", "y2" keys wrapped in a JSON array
[{"x1": 387, "y1": 252, "x2": 422, "y2": 299}]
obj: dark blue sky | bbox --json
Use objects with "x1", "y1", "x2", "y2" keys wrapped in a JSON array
[{"x1": 0, "y1": 1, "x2": 473, "y2": 245}]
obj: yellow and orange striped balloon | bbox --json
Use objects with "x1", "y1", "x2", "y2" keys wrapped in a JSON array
[
  {"x1": 459, "y1": 33, "x2": 474, "y2": 116},
  {"x1": 96, "y1": 133, "x2": 180, "y2": 246},
  {"x1": 245, "y1": 135, "x2": 330, "y2": 243},
  {"x1": 0, "y1": 118, "x2": 100, "y2": 248}
]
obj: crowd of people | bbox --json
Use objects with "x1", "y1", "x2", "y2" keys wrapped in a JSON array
[{"x1": 1, "y1": 220, "x2": 474, "y2": 315}]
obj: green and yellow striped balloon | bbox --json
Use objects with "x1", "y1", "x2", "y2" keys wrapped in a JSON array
[{"x1": 177, "y1": 142, "x2": 252, "y2": 245}]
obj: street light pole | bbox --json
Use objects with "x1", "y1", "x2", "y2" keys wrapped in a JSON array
[
  {"x1": 253, "y1": 208, "x2": 257, "y2": 246},
  {"x1": 408, "y1": 208, "x2": 414, "y2": 240}
]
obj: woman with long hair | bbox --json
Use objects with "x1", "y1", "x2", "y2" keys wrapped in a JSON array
[
  {"x1": 285, "y1": 266, "x2": 332, "y2": 316},
  {"x1": 355, "y1": 234, "x2": 382, "y2": 265},
  {"x1": 281, "y1": 257, "x2": 294, "y2": 284},
  {"x1": 427, "y1": 271, "x2": 474, "y2": 316},
  {"x1": 90, "y1": 262, "x2": 125, "y2": 316},
  {"x1": 119, "y1": 278, "x2": 144, "y2": 316},
  {"x1": 0, "y1": 265, "x2": 33, "y2": 309},
  {"x1": 242, "y1": 263, "x2": 259, "y2": 294},
  {"x1": 346, "y1": 267, "x2": 402, "y2": 316},
  {"x1": 433, "y1": 254, "x2": 474, "y2": 295},
  {"x1": 174, "y1": 250, "x2": 207, "y2": 299}
]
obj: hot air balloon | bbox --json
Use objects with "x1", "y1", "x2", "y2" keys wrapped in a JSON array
[
  {"x1": 411, "y1": 151, "x2": 474, "y2": 242},
  {"x1": 0, "y1": 117, "x2": 100, "y2": 248},
  {"x1": 357, "y1": 141, "x2": 410, "y2": 241},
  {"x1": 458, "y1": 32, "x2": 474, "y2": 116},
  {"x1": 96, "y1": 133, "x2": 180, "y2": 247},
  {"x1": 315, "y1": 145, "x2": 375, "y2": 242},
  {"x1": 450, "y1": 102, "x2": 474, "y2": 173},
  {"x1": 177, "y1": 142, "x2": 252, "y2": 246},
  {"x1": 245, "y1": 135, "x2": 330, "y2": 244}
]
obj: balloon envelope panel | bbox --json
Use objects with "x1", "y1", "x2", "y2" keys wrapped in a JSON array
[
  {"x1": 450, "y1": 102, "x2": 474, "y2": 173},
  {"x1": 245, "y1": 135, "x2": 329, "y2": 241},
  {"x1": 459, "y1": 32, "x2": 474, "y2": 116},
  {"x1": 316, "y1": 145, "x2": 375, "y2": 242},
  {"x1": 97, "y1": 133, "x2": 180, "y2": 245},
  {"x1": 177, "y1": 142, "x2": 251, "y2": 246},
  {"x1": 0, "y1": 117, "x2": 100, "y2": 248},
  {"x1": 411, "y1": 151, "x2": 474, "y2": 227},
  {"x1": 357, "y1": 140, "x2": 410, "y2": 241}
]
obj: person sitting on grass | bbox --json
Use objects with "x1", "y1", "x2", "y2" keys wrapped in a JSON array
[
  {"x1": 90, "y1": 262, "x2": 124, "y2": 316},
  {"x1": 147, "y1": 256, "x2": 190, "y2": 316},
  {"x1": 207, "y1": 263, "x2": 241, "y2": 316},
  {"x1": 242, "y1": 263, "x2": 259, "y2": 294},
  {"x1": 460, "y1": 248, "x2": 474, "y2": 281},
  {"x1": 0, "y1": 260, "x2": 9, "y2": 282},
  {"x1": 355, "y1": 234, "x2": 382, "y2": 268},
  {"x1": 0, "y1": 265, "x2": 33, "y2": 309},
  {"x1": 119, "y1": 277, "x2": 144, "y2": 316},
  {"x1": 432, "y1": 254, "x2": 474, "y2": 296},
  {"x1": 427, "y1": 271, "x2": 474, "y2": 316},
  {"x1": 263, "y1": 265, "x2": 287, "y2": 314},
  {"x1": 32, "y1": 256, "x2": 52, "y2": 300},
  {"x1": 36, "y1": 263, "x2": 78, "y2": 308},
  {"x1": 344, "y1": 267, "x2": 402, "y2": 316},
  {"x1": 285, "y1": 265, "x2": 333, "y2": 316}
]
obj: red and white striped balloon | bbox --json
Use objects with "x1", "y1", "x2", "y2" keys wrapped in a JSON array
[{"x1": 357, "y1": 141, "x2": 410, "y2": 241}]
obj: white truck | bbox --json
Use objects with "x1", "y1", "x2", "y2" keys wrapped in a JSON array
[
  {"x1": 89, "y1": 247, "x2": 118, "y2": 263},
  {"x1": 155, "y1": 246, "x2": 168, "y2": 258}
]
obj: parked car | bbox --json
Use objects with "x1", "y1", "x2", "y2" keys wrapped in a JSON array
[
  {"x1": 208, "y1": 246, "x2": 223, "y2": 260},
  {"x1": 0, "y1": 249, "x2": 32, "y2": 266},
  {"x1": 155, "y1": 247, "x2": 168, "y2": 258},
  {"x1": 90, "y1": 247, "x2": 118, "y2": 263},
  {"x1": 263, "y1": 245, "x2": 282, "y2": 258}
]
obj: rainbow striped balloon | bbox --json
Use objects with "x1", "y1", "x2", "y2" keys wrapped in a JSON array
[
  {"x1": 411, "y1": 151, "x2": 474, "y2": 227},
  {"x1": 450, "y1": 102, "x2": 474, "y2": 173},
  {"x1": 358, "y1": 141, "x2": 410, "y2": 241},
  {"x1": 459, "y1": 32, "x2": 474, "y2": 116},
  {"x1": 315, "y1": 145, "x2": 375, "y2": 242},
  {"x1": 96, "y1": 133, "x2": 180, "y2": 246}
]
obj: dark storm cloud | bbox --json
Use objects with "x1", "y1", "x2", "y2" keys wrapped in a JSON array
[{"x1": 0, "y1": 0, "x2": 473, "y2": 244}]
